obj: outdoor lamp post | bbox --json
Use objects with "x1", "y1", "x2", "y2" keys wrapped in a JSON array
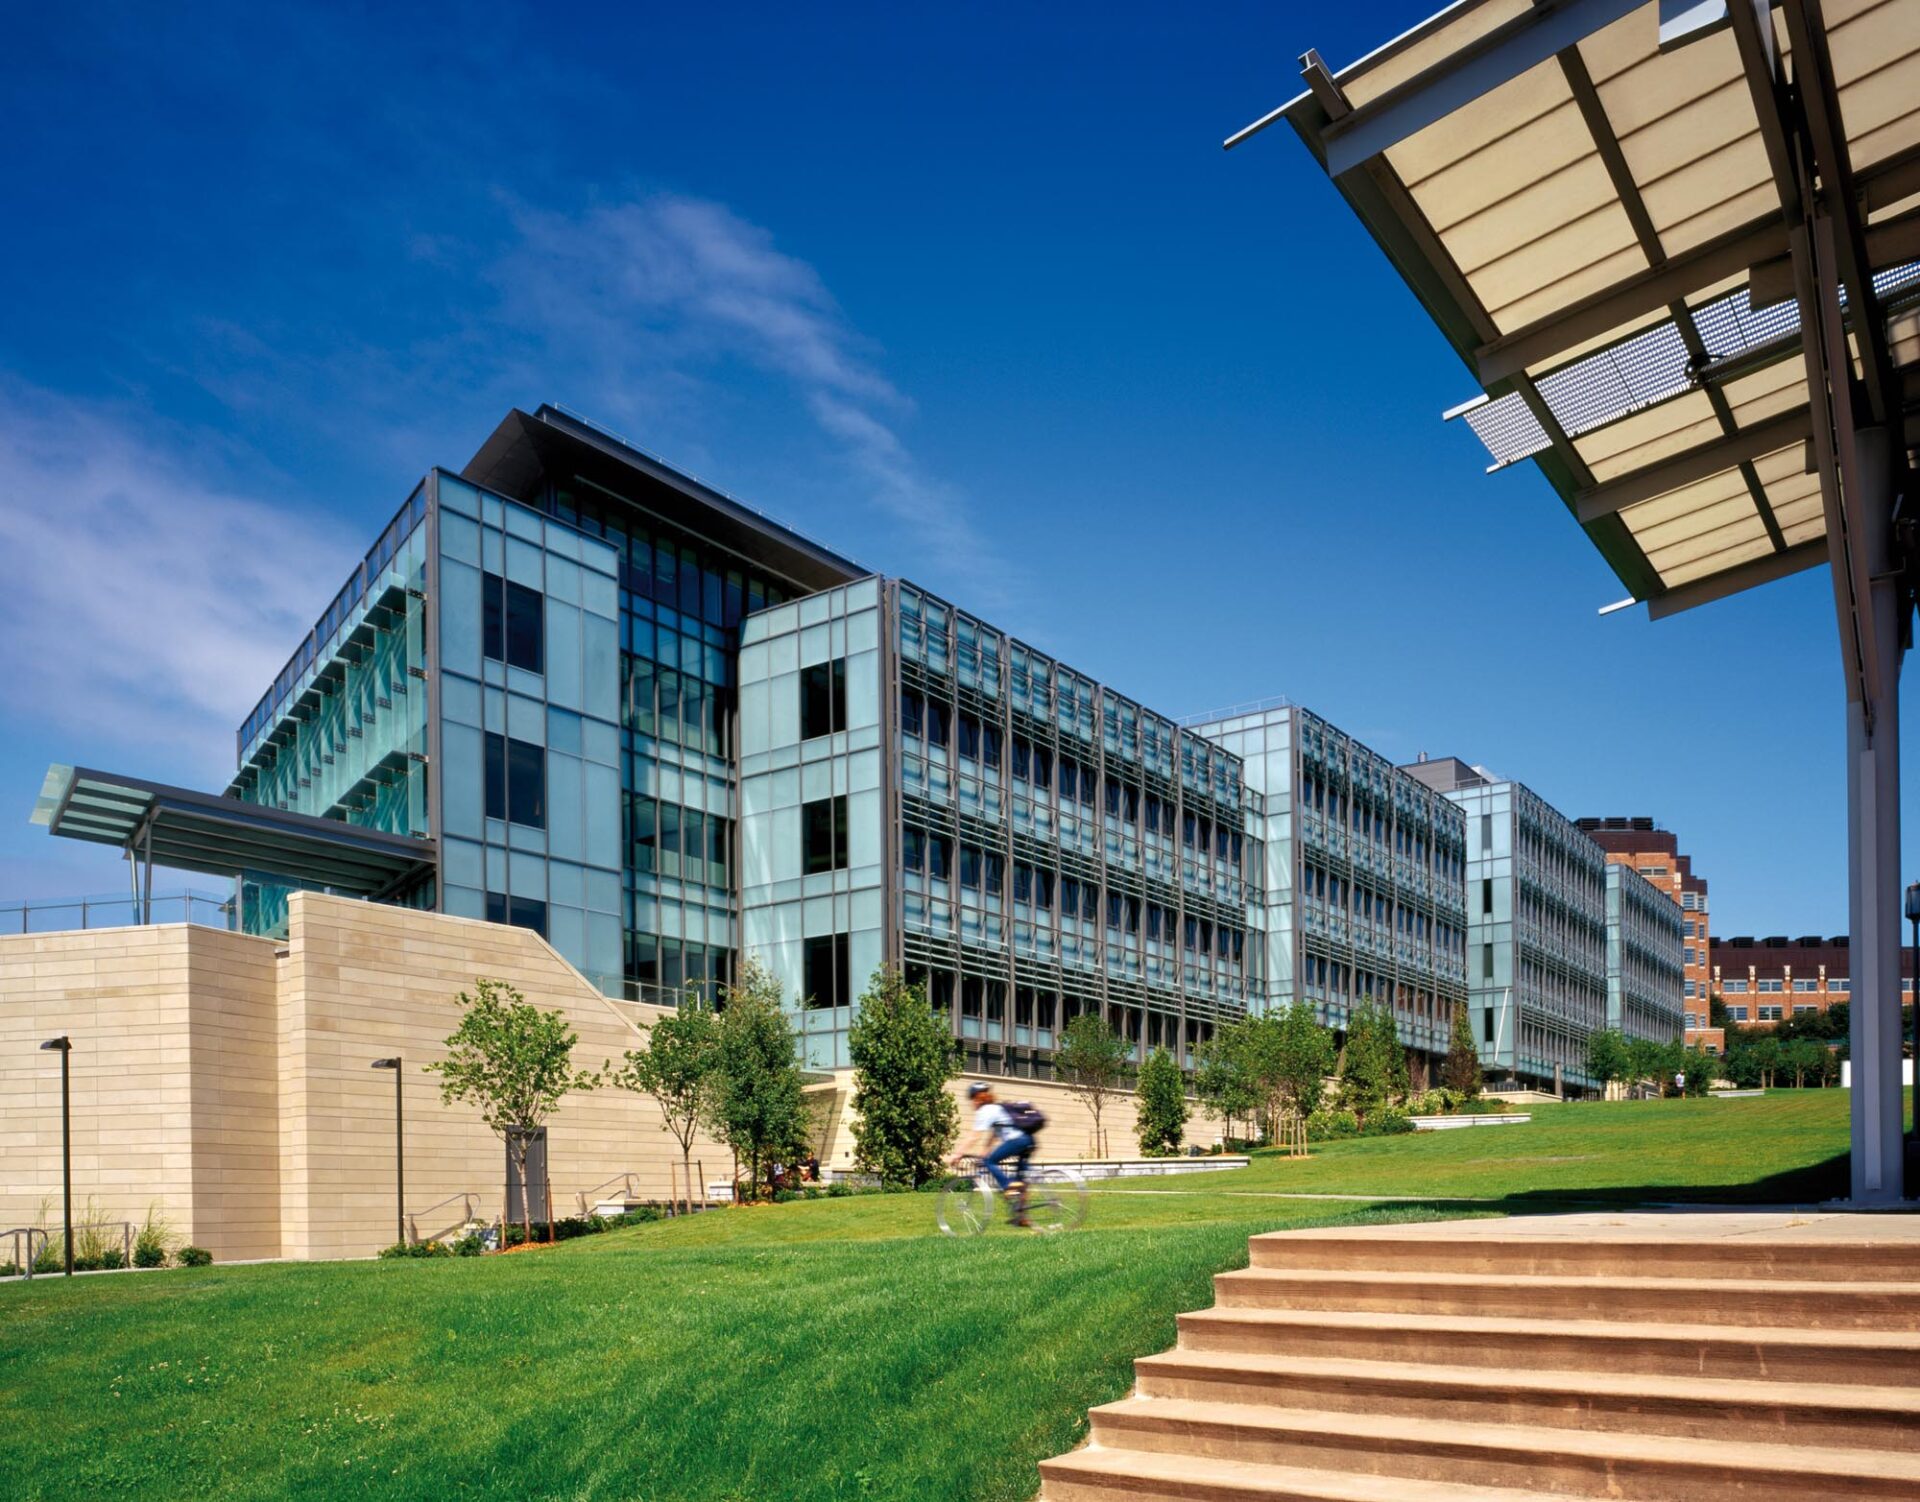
[
  {"x1": 1906, "y1": 884, "x2": 1919, "y2": 1141},
  {"x1": 39, "y1": 1036, "x2": 73, "y2": 1276},
  {"x1": 370, "y1": 1058, "x2": 404, "y2": 1245}
]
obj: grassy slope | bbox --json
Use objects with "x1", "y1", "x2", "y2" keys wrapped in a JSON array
[{"x1": 0, "y1": 1091, "x2": 1861, "y2": 1502}]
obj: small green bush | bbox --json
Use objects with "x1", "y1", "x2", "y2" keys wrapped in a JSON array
[
  {"x1": 770, "y1": 1188, "x2": 799, "y2": 1204},
  {"x1": 452, "y1": 1232, "x2": 485, "y2": 1257},
  {"x1": 133, "y1": 1241, "x2": 167, "y2": 1269},
  {"x1": 0, "y1": 1261, "x2": 17, "y2": 1278},
  {"x1": 627, "y1": 1204, "x2": 664, "y2": 1224},
  {"x1": 1366, "y1": 1109, "x2": 1414, "y2": 1137},
  {"x1": 379, "y1": 1239, "x2": 454, "y2": 1259},
  {"x1": 1305, "y1": 1108, "x2": 1360, "y2": 1142},
  {"x1": 825, "y1": 1181, "x2": 852, "y2": 1198},
  {"x1": 177, "y1": 1245, "x2": 213, "y2": 1267},
  {"x1": 134, "y1": 1205, "x2": 173, "y2": 1269}
]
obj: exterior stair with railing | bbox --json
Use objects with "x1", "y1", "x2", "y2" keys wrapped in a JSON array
[{"x1": 1037, "y1": 1215, "x2": 1920, "y2": 1502}]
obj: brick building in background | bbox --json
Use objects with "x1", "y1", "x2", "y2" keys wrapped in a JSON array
[
  {"x1": 1577, "y1": 817, "x2": 1720, "y2": 1054},
  {"x1": 1711, "y1": 935, "x2": 1917, "y2": 1029}
]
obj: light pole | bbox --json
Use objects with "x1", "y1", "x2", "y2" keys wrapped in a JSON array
[
  {"x1": 370, "y1": 1058, "x2": 404, "y2": 1245},
  {"x1": 1905, "y1": 883, "x2": 1919, "y2": 1142},
  {"x1": 39, "y1": 1036, "x2": 72, "y2": 1277}
]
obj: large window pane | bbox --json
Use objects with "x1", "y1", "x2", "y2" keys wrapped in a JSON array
[
  {"x1": 486, "y1": 732, "x2": 546, "y2": 829},
  {"x1": 483, "y1": 571, "x2": 543, "y2": 674},
  {"x1": 804, "y1": 932, "x2": 850, "y2": 1009},
  {"x1": 801, "y1": 659, "x2": 847, "y2": 740},
  {"x1": 803, "y1": 795, "x2": 847, "y2": 874}
]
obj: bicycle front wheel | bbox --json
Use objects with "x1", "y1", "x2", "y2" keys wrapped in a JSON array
[
  {"x1": 936, "y1": 1174, "x2": 991, "y2": 1236},
  {"x1": 1024, "y1": 1165, "x2": 1088, "y2": 1234}
]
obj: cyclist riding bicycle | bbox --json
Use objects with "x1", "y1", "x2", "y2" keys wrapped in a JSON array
[{"x1": 950, "y1": 1081, "x2": 1036, "y2": 1228}]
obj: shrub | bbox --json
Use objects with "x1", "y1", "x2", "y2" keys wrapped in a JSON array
[
  {"x1": 0, "y1": 1261, "x2": 17, "y2": 1278},
  {"x1": 178, "y1": 1245, "x2": 213, "y2": 1267},
  {"x1": 99, "y1": 1248, "x2": 127, "y2": 1270},
  {"x1": 771, "y1": 1188, "x2": 800, "y2": 1204},
  {"x1": 134, "y1": 1204, "x2": 174, "y2": 1270},
  {"x1": 628, "y1": 1204, "x2": 664, "y2": 1223},
  {"x1": 825, "y1": 1180, "x2": 852, "y2": 1198},
  {"x1": 452, "y1": 1232, "x2": 485, "y2": 1257},
  {"x1": 1366, "y1": 1109, "x2": 1414, "y2": 1137},
  {"x1": 1306, "y1": 1108, "x2": 1360, "y2": 1142},
  {"x1": 379, "y1": 1239, "x2": 454, "y2": 1259}
]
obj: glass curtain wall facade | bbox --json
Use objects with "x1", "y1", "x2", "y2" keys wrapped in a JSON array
[
  {"x1": 1446, "y1": 779, "x2": 1608, "y2": 1094},
  {"x1": 227, "y1": 487, "x2": 433, "y2": 934},
  {"x1": 1604, "y1": 863, "x2": 1686, "y2": 1045},
  {"x1": 1193, "y1": 705, "x2": 1467, "y2": 1065},
  {"x1": 229, "y1": 407, "x2": 865, "y2": 995},
  {"x1": 769, "y1": 579, "x2": 1261, "y2": 1077},
  {"x1": 736, "y1": 581, "x2": 889, "y2": 1068}
]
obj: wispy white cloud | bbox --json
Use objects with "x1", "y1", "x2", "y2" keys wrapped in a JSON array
[
  {"x1": 0, "y1": 384, "x2": 359, "y2": 775},
  {"x1": 495, "y1": 193, "x2": 1010, "y2": 600}
]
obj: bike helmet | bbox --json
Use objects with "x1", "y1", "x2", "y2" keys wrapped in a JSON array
[{"x1": 967, "y1": 1081, "x2": 992, "y2": 1099}]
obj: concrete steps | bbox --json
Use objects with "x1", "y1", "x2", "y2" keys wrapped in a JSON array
[
  {"x1": 1037, "y1": 1218, "x2": 1920, "y2": 1501},
  {"x1": 1212, "y1": 1267, "x2": 1920, "y2": 1329}
]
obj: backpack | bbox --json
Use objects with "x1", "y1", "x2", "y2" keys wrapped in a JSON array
[{"x1": 1003, "y1": 1100, "x2": 1047, "y2": 1134}]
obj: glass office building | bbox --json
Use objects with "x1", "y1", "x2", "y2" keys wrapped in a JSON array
[
  {"x1": 104, "y1": 404, "x2": 1497, "y2": 1083},
  {"x1": 1194, "y1": 706, "x2": 1468, "y2": 1066},
  {"x1": 1405, "y1": 758, "x2": 1609, "y2": 1094},
  {"x1": 227, "y1": 407, "x2": 865, "y2": 997},
  {"x1": 739, "y1": 579, "x2": 1259, "y2": 1071},
  {"x1": 1604, "y1": 862, "x2": 1686, "y2": 1046}
]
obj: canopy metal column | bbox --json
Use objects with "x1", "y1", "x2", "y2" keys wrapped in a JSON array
[{"x1": 1237, "y1": 0, "x2": 1918, "y2": 1200}]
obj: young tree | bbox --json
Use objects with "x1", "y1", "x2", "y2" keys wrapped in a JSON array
[
  {"x1": 1623, "y1": 1035, "x2": 1665, "y2": 1094},
  {"x1": 1134, "y1": 1046, "x2": 1189, "y2": 1156},
  {"x1": 606, "y1": 988, "x2": 719, "y2": 1214},
  {"x1": 1748, "y1": 1035, "x2": 1783, "y2": 1090},
  {"x1": 1783, "y1": 1036, "x2": 1826, "y2": 1089},
  {"x1": 1335, "y1": 1000, "x2": 1408, "y2": 1126},
  {"x1": 1055, "y1": 1011, "x2": 1132, "y2": 1159},
  {"x1": 1192, "y1": 1020, "x2": 1260, "y2": 1143},
  {"x1": 1584, "y1": 1028, "x2": 1629, "y2": 1090},
  {"x1": 428, "y1": 978, "x2": 597, "y2": 1242},
  {"x1": 707, "y1": 959, "x2": 808, "y2": 1198},
  {"x1": 1441, "y1": 1000, "x2": 1483, "y2": 1097},
  {"x1": 848, "y1": 967, "x2": 960, "y2": 1188},
  {"x1": 1248, "y1": 1002, "x2": 1336, "y2": 1136}
]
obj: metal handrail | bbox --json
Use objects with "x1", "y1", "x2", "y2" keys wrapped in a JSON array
[
  {"x1": 2, "y1": 1228, "x2": 49, "y2": 1278},
  {"x1": 576, "y1": 1172, "x2": 641, "y2": 1215},
  {"x1": 406, "y1": 1192, "x2": 479, "y2": 1245}
]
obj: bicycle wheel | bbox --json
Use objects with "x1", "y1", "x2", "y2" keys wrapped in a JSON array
[
  {"x1": 936, "y1": 1174, "x2": 992, "y2": 1236},
  {"x1": 1023, "y1": 1165, "x2": 1088, "y2": 1234}
]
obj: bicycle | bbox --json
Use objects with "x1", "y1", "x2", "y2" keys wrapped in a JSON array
[{"x1": 936, "y1": 1156, "x2": 1089, "y2": 1236}]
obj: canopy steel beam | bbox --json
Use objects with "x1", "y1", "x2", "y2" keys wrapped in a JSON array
[
  {"x1": 1315, "y1": 0, "x2": 1646, "y2": 179},
  {"x1": 1645, "y1": 538, "x2": 1830, "y2": 619},
  {"x1": 1748, "y1": 204, "x2": 1920, "y2": 308},
  {"x1": 1574, "y1": 405, "x2": 1816, "y2": 520}
]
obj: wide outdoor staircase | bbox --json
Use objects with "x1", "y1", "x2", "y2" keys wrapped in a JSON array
[{"x1": 1038, "y1": 1222, "x2": 1920, "y2": 1501}]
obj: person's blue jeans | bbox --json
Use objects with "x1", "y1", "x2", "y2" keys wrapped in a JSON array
[{"x1": 982, "y1": 1131, "x2": 1034, "y2": 1193}]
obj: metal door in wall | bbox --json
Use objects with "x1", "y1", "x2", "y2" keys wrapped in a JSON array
[{"x1": 506, "y1": 1127, "x2": 549, "y2": 1224}]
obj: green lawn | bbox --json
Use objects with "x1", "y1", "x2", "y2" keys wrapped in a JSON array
[{"x1": 0, "y1": 1090, "x2": 1865, "y2": 1502}]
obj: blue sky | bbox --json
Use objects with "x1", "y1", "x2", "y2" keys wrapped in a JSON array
[{"x1": 0, "y1": 1, "x2": 1909, "y2": 935}]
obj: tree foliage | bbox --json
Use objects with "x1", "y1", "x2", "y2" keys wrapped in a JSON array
[
  {"x1": 607, "y1": 987, "x2": 719, "y2": 1213},
  {"x1": 1134, "y1": 1046, "x2": 1189, "y2": 1156},
  {"x1": 1584, "y1": 1027, "x2": 1629, "y2": 1086},
  {"x1": 848, "y1": 967, "x2": 960, "y2": 1188},
  {"x1": 1055, "y1": 1012, "x2": 1132, "y2": 1159},
  {"x1": 1335, "y1": 1000, "x2": 1408, "y2": 1125},
  {"x1": 427, "y1": 978, "x2": 597, "y2": 1238},
  {"x1": 1440, "y1": 1000, "x2": 1483, "y2": 1097},
  {"x1": 1192, "y1": 1024, "x2": 1261, "y2": 1142},
  {"x1": 1252, "y1": 1003, "x2": 1335, "y2": 1133},
  {"x1": 706, "y1": 959, "x2": 809, "y2": 1198}
]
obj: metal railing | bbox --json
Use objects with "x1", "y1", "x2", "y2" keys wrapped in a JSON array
[
  {"x1": 406, "y1": 1192, "x2": 480, "y2": 1245},
  {"x1": 2, "y1": 1228, "x2": 49, "y2": 1277},
  {"x1": 575, "y1": 1172, "x2": 642, "y2": 1215},
  {"x1": 1, "y1": 1221, "x2": 135, "y2": 1276},
  {"x1": 0, "y1": 890, "x2": 235, "y2": 935}
]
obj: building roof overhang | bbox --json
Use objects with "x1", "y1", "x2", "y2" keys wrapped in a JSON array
[
  {"x1": 462, "y1": 406, "x2": 868, "y2": 596},
  {"x1": 31, "y1": 765, "x2": 436, "y2": 898},
  {"x1": 1236, "y1": 0, "x2": 1919, "y2": 687}
]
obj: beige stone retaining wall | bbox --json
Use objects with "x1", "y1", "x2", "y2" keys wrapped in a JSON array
[{"x1": 2, "y1": 893, "x2": 1194, "y2": 1260}]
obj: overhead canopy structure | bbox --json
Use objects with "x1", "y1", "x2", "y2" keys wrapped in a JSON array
[
  {"x1": 32, "y1": 765, "x2": 436, "y2": 915},
  {"x1": 1236, "y1": 0, "x2": 1916, "y2": 1201}
]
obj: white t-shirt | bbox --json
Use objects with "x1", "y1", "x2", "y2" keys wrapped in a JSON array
[{"x1": 974, "y1": 1102, "x2": 1016, "y2": 1142}]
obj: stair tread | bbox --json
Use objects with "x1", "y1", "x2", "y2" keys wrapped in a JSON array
[
  {"x1": 1219, "y1": 1267, "x2": 1920, "y2": 1294},
  {"x1": 1181, "y1": 1303, "x2": 1920, "y2": 1348},
  {"x1": 1134, "y1": 1348, "x2": 1920, "y2": 1411},
  {"x1": 1090, "y1": 1396, "x2": 1920, "y2": 1478},
  {"x1": 1041, "y1": 1446, "x2": 1640, "y2": 1500}
]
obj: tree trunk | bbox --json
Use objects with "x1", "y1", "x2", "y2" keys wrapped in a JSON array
[{"x1": 680, "y1": 1145, "x2": 694, "y2": 1216}]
